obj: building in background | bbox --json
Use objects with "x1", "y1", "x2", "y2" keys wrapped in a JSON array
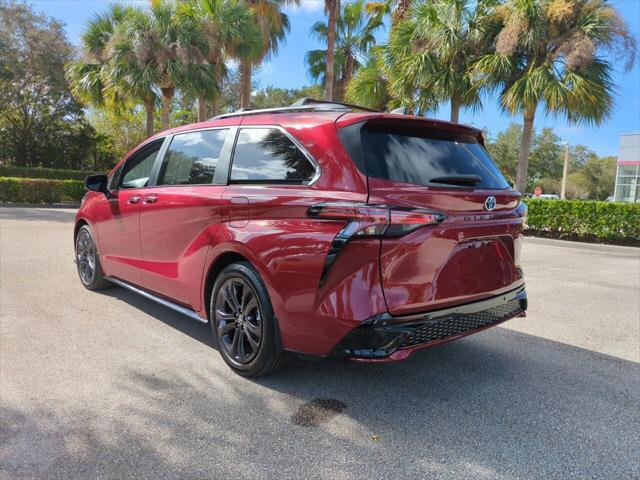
[{"x1": 613, "y1": 133, "x2": 640, "y2": 203}]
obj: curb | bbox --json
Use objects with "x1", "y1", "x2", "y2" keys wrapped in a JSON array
[
  {"x1": 0, "y1": 202, "x2": 80, "y2": 209},
  {"x1": 524, "y1": 236, "x2": 639, "y2": 253}
]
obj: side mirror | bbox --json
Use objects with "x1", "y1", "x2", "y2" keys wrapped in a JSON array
[{"x1": 85, "y1": 174, "x2": 109, "y2": 196}]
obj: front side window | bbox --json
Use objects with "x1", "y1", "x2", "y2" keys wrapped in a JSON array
[
  {"x1": 108, "y1": 164, "x2": 122, "y2": 190},
  {"x1": 119, "y1": 140, "x2": 163, "y2": 189},
  {"x1": 157, "y1": 129, "x2": 228, "y2": 185},
  {"x1": 230, "y1": 128, "x2": 316, "y2": 184}
]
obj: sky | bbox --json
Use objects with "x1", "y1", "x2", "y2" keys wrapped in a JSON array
[{"x1": 30, "y1": 0, "x2": 640, "y2": 157}]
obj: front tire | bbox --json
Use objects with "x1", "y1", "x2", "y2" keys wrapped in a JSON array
[
  {"x1": 75, "y1": 225, "x2": 112, "y2": 291},
  {"x1": 210, "y1": 262, "x2": 290, "y2": 377}
]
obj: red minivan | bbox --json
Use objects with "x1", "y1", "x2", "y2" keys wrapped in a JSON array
[{"x1": 75, "y1": 99, "x2": 527, "y2": 377}]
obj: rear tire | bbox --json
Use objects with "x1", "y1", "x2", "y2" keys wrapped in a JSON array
[
  {"x1": 210, "y1": 262, "x2": 290, "y2": 377},
  {"x1": 75, "y1": 225, "x2": 112, "y2": 291}
]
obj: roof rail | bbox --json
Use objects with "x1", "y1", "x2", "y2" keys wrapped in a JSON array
[
  {"x1": 290, "y1": 97, "x2": 380, "y2": 112},
  {"x1": 210, "y1": 97, "x2": 380, "y2": 120}
]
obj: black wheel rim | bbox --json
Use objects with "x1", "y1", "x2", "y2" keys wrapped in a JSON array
[
  {"x1": 214, "y1": 277, "x2": 263, "y2": 364},
  {"x1": 76, "y1": 230, "x2": 96, "y2": 285}
]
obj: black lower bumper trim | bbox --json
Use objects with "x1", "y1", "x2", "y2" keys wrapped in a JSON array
[{"x1": 332, "y1": 285, "x2": 527, "y2": 359}]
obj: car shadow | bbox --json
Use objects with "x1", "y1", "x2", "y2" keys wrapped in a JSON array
[{"x1": 99, "y1": 285, "x2": 215, "y2": 348}]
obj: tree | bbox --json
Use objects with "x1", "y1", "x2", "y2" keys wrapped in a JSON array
[
  {"x1": 0, "y1": 1, "x2": 110, "y2": 169},
  {"x1": 385, "y1": 0, "x2": 500, "y2": 122},
  {"x1": 485, "y1": 123, "x2": 522, "y2": 184},
  {"x1": 67, "y1": 5, "x2": 158, "y2": 138},
  {"x1": 125, "y1": 0, "x2": 214, "y2": 130},
  {"x1": 474, "y1": 0, "x2": 637, "y2": 192},
  {"x1": 580, "y1": 155, "x2": 616, "y2": 200},
  {"x1": 529, "y1": 127, "x2": 563, "y2": 184},
  {"x1": 238, "y1": 0, "x2": 296, "y2": 108},
  {"x1": 344, "y1": 46, "x2": 392, "y2": 110},
  {"x1": 324, "y1": 0, "x2": 338, "y2": 100},
  {"x1": 485, "y1": 122, "x2": 617, "y2": 198},
  {"x1": 306, "y1": 0, "x2": 383, "y2": 101},
  {"x1": 364, "y1": 0, "x2": 413, "y2": 22},
  {"x1": 180, "y1": 0, "x2": 259, "y2": 121},
  {"x1": 251, "y1": 84, "x2": 323, "y2": 108}
]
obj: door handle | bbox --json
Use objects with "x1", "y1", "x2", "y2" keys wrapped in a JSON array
[
  {"x1": 143, "y1": 194, "x2": 158, "y2": 204},
  {"x1": 127, "y1": 196, "x2": 141, "y2": 204}
]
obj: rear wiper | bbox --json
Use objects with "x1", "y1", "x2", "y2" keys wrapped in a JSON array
[{"x1": 428, "y1": 175, "x2": 482, "y2": 186}]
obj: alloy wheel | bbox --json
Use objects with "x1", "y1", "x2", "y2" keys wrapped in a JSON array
[
  {"x1": 76, "y1": 229, "x2": 96, "y2": 285},
  {"x1": 214, "y1": 277, "x2": 263, "y2": 364}
]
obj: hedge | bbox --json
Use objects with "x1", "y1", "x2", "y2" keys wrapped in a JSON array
[
  {"x1": 0, "y1": 166, "x2": 91, "y2": 181},
  {"x1": 0, "y1": 177, "x2": 85, "y2": 204},
  {"x1": 0, "y1": 178, "x2": 638, "y2": 242},
  {"x1": 523, "y1": 198, "x2": 640, "y2": 242}
]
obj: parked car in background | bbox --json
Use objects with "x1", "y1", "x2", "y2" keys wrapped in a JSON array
[{"x1": 74, "y1": 99, "x2": 528, "y2": 377}]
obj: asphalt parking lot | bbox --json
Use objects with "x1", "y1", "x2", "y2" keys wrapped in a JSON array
[{"x1": 1, "y1": 207, "x2": 639, "y2": 480}]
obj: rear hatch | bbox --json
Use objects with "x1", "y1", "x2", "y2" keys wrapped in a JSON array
[{"x1": 338, "y1": 116, "x2": 525, "y2": 316}]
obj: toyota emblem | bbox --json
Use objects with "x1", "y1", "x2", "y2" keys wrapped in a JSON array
[{"x1": 484, "y1": 196, "x2": 497, "y2": 211}]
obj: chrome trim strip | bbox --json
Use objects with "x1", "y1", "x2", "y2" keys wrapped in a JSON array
[{"x1": 105, "y1": 276, "x2": 208, "y2": 324}]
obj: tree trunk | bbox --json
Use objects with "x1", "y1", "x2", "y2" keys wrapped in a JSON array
[
  {"x1": 240, "y1": 61, "x2": 252, "y2": 109},
  {"x1": 161, "y1": 87, "x2": 174, "y2": 131},
  {"x1": 324, "y1": 0, "x2": 337, "y2": 101},
  {"x1": 144, "y1": 100, "x2": 154, "y2": 138},
  {"x1": 209, "y1": 97, "x2": 219, "y2": 117},
  {"x1": 450, "y1": 97, "x2": 461, "y2": 123},
  {"x1": 515, "y1": 107, "x2": 536, "y2": 193},
  {"x1": 198, "y1": 95, "x2": 207, "y2": 122}
]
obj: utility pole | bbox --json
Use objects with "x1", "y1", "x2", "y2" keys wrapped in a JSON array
[{"x1": 560, "y1": 142, "x2": 570, "y2": 199}]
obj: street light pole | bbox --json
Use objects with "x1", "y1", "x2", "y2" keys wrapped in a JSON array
[{"x1": 560, "y1": 142, "x2": 570, "y2": 199}]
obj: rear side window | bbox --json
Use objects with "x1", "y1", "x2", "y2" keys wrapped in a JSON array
[
  {"x1": 157, "y1": 129, "x2": 228, "y2": 185},
  {"x1": 229, "y1": 128, "x2": 316, "y2": 184},
  {"x1": 339, "y1": 122, "x2": 509, "y2": 189}
]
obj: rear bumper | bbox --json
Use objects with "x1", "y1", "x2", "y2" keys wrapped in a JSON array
[{"x1": 331, "y1": 284, "x2": 527, "y2": 361}]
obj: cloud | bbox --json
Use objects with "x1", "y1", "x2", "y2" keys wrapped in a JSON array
[
  {"x1": 225, "y1": 58, "x2": 239, "y2": 70},
  {"x1": 260, "y1": 62, "x2": 273, "y2": 76},
  {"x1": 285, "y1": 0, "x2": 324, "y2": 13}
]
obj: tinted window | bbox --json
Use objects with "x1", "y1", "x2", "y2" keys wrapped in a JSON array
[
  {"x1": 108, "y1": 165, "x2": 122, "y2": 190},
  {"x1": 119, "y1": 140, "x2": 163, "y2": 189},
  {"x1": 158, "y1": 129, "x2": 228, "y2": 185},
  {"x1": 340, "y1": 122, "x2": 509, "y2": 189},
  {"x1": 230, "y1": 128, "x2": 316, "y2": 183}
]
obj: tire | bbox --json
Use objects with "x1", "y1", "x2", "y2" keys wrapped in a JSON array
[
  {"x1": 210, "y1": 261, "x2": 291, "y2": 377},
  {"x1": 75, "y1": 225, "x2": 112, "y2": 291}
]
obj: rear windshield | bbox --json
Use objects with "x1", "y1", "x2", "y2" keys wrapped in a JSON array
[{"x1": 339, "y1": 121, "x2": 509, "y2": 189}]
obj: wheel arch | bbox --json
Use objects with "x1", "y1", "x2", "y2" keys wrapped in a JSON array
[
  {"x1": 202, "y1": 250, "x2": 251, "y2": 320},
  {"x1": 74, "y1": 219, "x2": 89, "y2": 241}
]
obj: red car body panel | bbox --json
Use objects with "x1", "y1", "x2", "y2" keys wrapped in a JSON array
[{"x1": 76, "y1": 109, "x2": 527, "y2": 359}]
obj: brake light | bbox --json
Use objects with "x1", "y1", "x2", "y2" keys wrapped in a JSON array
[
  {"x1": 308, "y1": 202, "x2": 446, "y2": 286},
  {"x1": 307, "y1": 202, "x2": 445, "y2": 238}
]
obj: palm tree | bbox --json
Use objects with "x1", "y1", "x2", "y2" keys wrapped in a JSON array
[
  {"x1": 238, "y1": 0, "x2": 297, "y2": 109},
  {"x1": 180, "y1": 0, "x2": 260, "y2": 121},
  {"x1": 67, "y1": 5, "x2": 158, "y2": 137},
  {"x1": 386, "y1": 0, "x2": 500, "y2": 123},
  {"x1": 365, "y1": 0, "x2": 412, "y2": 22},
  {"x1": 306, "y1": 0, "x2": 383, "y2": 101},
  {"x1": 344, "y1": 46, "x2": 391, "y2": 110},
  {"x1": 125, "y1": 0, "x2": 214, "y2": 130},
  {"x1": 324, "y1": 0, "x2": 338, "y2": 100},
  {"x1": 474, "y1": 0, "x2": 637, "y2": 192}
]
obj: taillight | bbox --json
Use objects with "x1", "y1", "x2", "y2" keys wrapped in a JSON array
[
  {"x1": 308, "y1": 202, "x2": 446, "y2": 286},
  {"x1": 307, "y1": 202, "x2": 445, "y2": 238}
]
